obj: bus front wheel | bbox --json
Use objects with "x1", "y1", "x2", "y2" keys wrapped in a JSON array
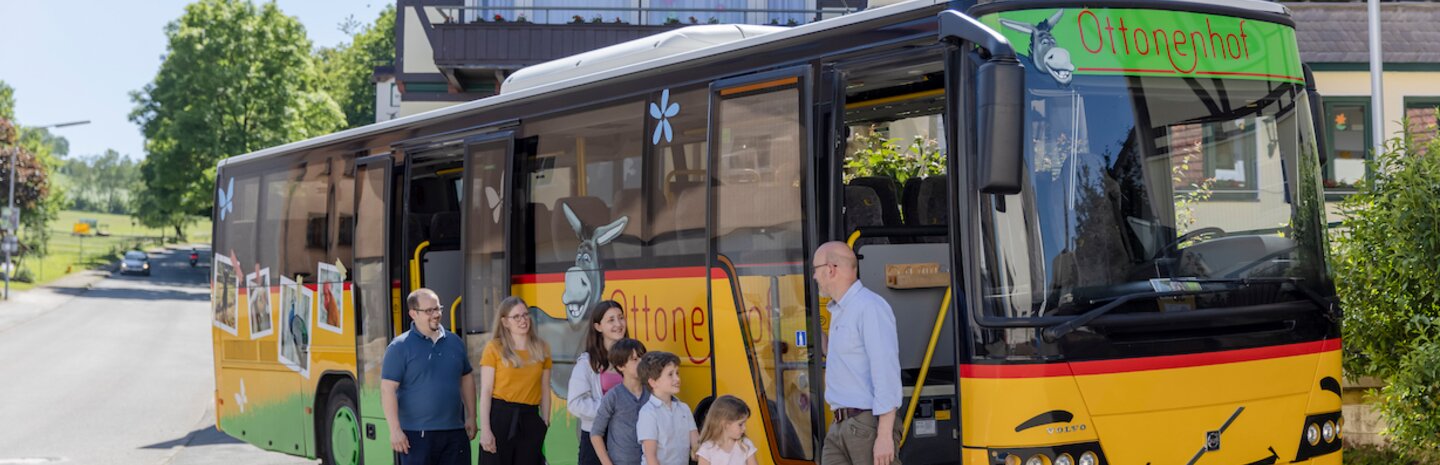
[{"x1": 322, "y1": 379, "x2": 361, "y2": 465}]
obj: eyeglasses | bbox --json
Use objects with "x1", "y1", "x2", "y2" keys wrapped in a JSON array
[
  {"x1": 504, "y1": 313, "x2": 531, "y2": 322},
  {"x1": 413, "y1": 306, "x2": 442, "y2": 315},
  {"x1": 813, "y1": 262, "x2": 836, "y2": 273}
]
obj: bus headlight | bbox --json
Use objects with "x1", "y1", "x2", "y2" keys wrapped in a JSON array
[
  {"x1": 989, "y1": 444, "x2": 1105, "y2": 465},
  {"x1": 1295, "y1": 412, "x2": 1342, "y2": 461}
]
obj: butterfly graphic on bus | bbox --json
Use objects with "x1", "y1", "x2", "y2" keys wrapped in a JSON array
[{"x1": 217, "y1": 177, "x2": 235, "y2": 221}]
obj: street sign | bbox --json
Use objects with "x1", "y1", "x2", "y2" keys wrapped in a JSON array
[{"x1": 2, "y1": 235, "x2": 17, "y2": 254}]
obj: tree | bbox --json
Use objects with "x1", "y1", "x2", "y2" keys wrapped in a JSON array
[
  {"x1": 1334, "y1": 125, "x2": 1440, "y2": 452},
  {"x1": 0, "y1": 80, "x2": 64, "y2": 268},
  {"x1": 63, "y1": 149, "x2": 140, "y2": 214},
  {"x1": 315, "y1": 5, "x2": 397, "y2": 128},
  {"x1": 130, "y1": 0, "x2": 345, "y2": 239}
]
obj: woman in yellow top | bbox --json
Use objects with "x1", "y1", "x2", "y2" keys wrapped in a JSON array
[{"x1": 479, "y1": 296, "x2": 552, "y2": 465}]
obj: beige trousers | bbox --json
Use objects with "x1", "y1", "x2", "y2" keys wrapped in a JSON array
[{"x1": 821, "y1": 412, "x2": 904, "y2": 465}]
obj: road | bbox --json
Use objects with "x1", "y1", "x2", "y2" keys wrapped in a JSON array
[{"x1": 0, "y1": 246, "x2": 315, "y2": 465}]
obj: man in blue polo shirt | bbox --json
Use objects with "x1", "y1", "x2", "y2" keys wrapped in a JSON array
[{"x1": 382, "y1": 288, "x2": 477, "y2": 465}]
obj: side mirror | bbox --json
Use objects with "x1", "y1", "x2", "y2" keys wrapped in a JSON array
[
  {"x1": 1302, "y1": 64, "x2": 1329, "y2": 167},
  {"x1": 975, "y1": 58, "x2": 1025, "y2": 194},
  {"x1": 938, "y1": 10, "x2": 1026, "y2": 195}
]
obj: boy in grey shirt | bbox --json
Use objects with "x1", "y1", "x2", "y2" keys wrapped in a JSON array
[{"x1": 591, "y1": 338, "x2": 649, "y2": 465}]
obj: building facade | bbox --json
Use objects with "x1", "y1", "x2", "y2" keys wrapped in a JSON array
[{"x1": 387, "y1": 0, "x2": 863, "y2": 118}]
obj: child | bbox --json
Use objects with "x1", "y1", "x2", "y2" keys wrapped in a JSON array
[
  {"x1": 569, "y1": 301, "x2": 629, "y2": 465},
  {"x1": 591, "y1": 338, "x2": 649, "y2": 465},
  {"x1": 635, "y1": 351, "x2": 699, "y2": 465},
  {"x1": 695, "y1": 396, "x2": 757, "y2": 465}
]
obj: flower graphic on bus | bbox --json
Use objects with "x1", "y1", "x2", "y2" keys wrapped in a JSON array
[{"x1": 651, "y1": 88, "x2": 681, "y2": 144}]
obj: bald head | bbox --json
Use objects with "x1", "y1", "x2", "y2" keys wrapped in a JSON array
[
  {"x1": 816, "y1": 241, "x2": 857, "y2": 269},
  {"x1": 812, "y1": 241, "x2": 858, "y2": 299}
]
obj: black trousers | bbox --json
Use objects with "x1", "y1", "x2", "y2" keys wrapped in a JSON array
[
  {"x1": 578, "y1": 430, "x2": 602, "y2": 465},
  {"x1": 481, "y1": 398, "x2": 548, "y2": 465},
  {"x1": 401, "y1": 429, "x2": 471, "y2": 465}
]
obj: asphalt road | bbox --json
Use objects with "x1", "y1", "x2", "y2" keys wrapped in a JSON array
[{"x1": 0, "y1": 246, "x2": 314, "y2": 465}]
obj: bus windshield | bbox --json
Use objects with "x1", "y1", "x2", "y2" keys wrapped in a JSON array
[{"x1": 978, "y1": 73, "x2": 1331, "y2": 320}]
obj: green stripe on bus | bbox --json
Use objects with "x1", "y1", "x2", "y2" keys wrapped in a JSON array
[{"x1": 979, "y1": 8, "x2": 1304, "y2": 84}]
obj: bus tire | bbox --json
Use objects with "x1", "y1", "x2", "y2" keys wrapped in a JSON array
[{"x1": 322, "y1": 379, "x2": 361, "y2": 465}]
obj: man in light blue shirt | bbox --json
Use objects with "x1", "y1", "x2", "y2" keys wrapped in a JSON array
[{"x1": 814, "y1": 241, "x2": 902, "y2": 465}]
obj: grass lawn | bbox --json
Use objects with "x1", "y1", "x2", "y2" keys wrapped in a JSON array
[{"x1": 5, "y1": 210, "x2": 211, "y2": 290}]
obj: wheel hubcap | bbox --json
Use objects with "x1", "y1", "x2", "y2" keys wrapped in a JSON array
[{"x1": 331, "y1": 406, "x2": 360, "y2": 465}]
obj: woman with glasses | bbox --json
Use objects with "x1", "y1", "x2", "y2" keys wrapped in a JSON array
[{"x1": 479, "y1": 296, "x2": 553, "y2": 465}]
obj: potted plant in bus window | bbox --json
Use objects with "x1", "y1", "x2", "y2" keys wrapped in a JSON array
[
  {"x1": 664, "y1": 16, "x2": 681, "y2": 25},
  {"x1": 572, "y1": 15, "x2": 586, "y2": 24},
  {"x1": 493, "y1": 13, "x2": 506, "y2": 22},
  {"x1": 707, "y1": 17, "x2": 720, "y2": 24},
  {"x1": 592, "y1": 15, "x2": 605, "y2": 23}
]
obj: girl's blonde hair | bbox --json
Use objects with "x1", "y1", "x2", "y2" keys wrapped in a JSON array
[
  {"x1": 699, "y1": 395, "x2": 752, "y2": 448},
  {"x1": 490, "y1": 296, "x2": 550, "y2": 367}
]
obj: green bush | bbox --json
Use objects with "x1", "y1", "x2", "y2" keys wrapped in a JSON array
[
  {"x1": 1345, "y1": 442, "x2": 1419, "y2": 465},
  {"x1": 1333, "y1": 133, "x2": 1440, "y2": 380},
  {"x1": 1378, "y1": 339, "x2": 1440, "y2": 451}
]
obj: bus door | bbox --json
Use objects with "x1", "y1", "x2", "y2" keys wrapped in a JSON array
[
  {"x1": 460, "y1": 132, "x2": 514, "y2": 356},
  {"x1": 353, "y1": 154, "x2": 399, "y2": 462},
  {"x1": 828, "y1": 48, "x2": 961, "y2": 465},
  {"x1": 709, "y1": 67, "x2": 822, "y2": 464},
  {"x1": 401, "y1": 142, "x2": 468, "y2": 333}
]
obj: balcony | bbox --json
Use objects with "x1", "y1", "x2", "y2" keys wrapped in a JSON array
[{"x1": 413, "y1": 4, "x2": 856, "y2": 95}]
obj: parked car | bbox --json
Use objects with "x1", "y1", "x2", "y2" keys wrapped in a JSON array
[{"x1": 119, "y1": 250, "x2": 150, "y2": 276}]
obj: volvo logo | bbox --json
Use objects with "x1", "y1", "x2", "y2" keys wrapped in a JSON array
[{"x1": 1186, "y1": 407, "x2": 1244, "y2": 465}]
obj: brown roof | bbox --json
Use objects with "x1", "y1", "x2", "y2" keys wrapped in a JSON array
[{"x1": 1288, "y1": 2, "x2": 1440, "y2": 63}]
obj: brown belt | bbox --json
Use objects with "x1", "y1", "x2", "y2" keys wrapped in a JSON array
[{"x1": 834, "y1": 407, "x2": 870, "y2": 423}]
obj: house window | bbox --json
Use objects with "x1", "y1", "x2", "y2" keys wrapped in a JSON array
[
  {"x1": 1405, "y1": 97, "x2": 1440, "y2": 154},
  {"x1": 1322, "y1": 98, "x2": 1371, "y2": 193},
  {"x1": 1201, "y1": 117, "x2": 1263, "y2": 198}
]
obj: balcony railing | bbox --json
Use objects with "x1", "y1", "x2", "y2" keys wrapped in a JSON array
[{"x1": 428, "y1": 4, "x2": 858, "y2": 27}]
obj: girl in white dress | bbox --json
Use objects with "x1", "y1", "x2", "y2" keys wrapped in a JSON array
[{"x1": 695, "y1": 395, "x2": 758, "y2": 465}]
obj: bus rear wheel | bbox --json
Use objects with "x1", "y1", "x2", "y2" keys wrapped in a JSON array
[{"x1": 322, "y1": 379, "x2": 361, "y2": 465}]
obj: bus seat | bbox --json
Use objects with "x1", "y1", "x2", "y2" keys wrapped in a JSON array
[
  {"x1": 610, "y1": 189, "x2": 645, "y2": 260},
  {"x1": 551, "y1": 196, "x2": 613, "y2": 265},
  {"x1": 655, "y1": 186, "x2": 707, "y2": 256},
  {"x1": 844, "y1": 185, "x2": 887, "y2": 247},
  {"x1": 429, "y1": 212, "x2": 463, "y2": 247},
  {"x1": 715, "y1": 184, "x2": 803, "y2": 263},
  {"x1": 902, "y1": 177, "x2": 923, "y2": 226},
  {"x1": 916, "y1": 175, "x2": 949, "y2": 243},
  {"x1": 407, "y1": 213, "x2": 431, "y2": 248},
  {"x1": 850, "y1": 176, "x2": 904, "y2": 229}
]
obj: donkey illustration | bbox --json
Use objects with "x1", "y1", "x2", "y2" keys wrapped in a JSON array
[
  {"x1": 559, "y1": 203, "x2": 629, "y2": 323},
  {"x1": 1000, "y1": 10, "x2": 1075, "y2": 85},
  {"x1": 537, "y1": 204, "x2": 629, "y2": 398}
]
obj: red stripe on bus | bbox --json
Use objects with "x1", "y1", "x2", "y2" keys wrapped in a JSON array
[
  {"x1": 513, "y1": 266, "x2": 711, "y2": 284},
  {"x1": 961, "y1": 338, "x2": 1340, "y2": 378},
  {"x1": 1077, "y1": 67, "x2": 1305, "y2": 83}
]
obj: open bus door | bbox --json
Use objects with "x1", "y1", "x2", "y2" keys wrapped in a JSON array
[{"x1": 354, "y1": 154, "x2": 397, "y2": 464}]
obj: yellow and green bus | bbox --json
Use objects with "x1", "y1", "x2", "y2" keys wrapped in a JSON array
[{"x1": 210, "y1": 0, "x2": 1342, "y2": 463}]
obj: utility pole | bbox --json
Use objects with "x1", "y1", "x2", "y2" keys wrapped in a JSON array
[{"x1": 1368, "y1": 0, "x2": 1384, "y2": 156}]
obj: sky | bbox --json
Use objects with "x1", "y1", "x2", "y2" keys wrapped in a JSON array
[{"x1": 0, "y1": 0, "x2": 392, "y2": 161}]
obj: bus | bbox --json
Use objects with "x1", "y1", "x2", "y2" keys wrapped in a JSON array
[{"x1": 209, "y1": 0, "x2": 1342, "y2": 463}]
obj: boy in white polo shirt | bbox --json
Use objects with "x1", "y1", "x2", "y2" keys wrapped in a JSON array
[{"x1": 635, "y1": 351, "x2": 699, "y2": 465}]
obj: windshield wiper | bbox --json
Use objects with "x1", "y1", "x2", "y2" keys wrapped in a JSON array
[{"x1": 1039, "y1": 277, "x2": 1330, "y2": 342}]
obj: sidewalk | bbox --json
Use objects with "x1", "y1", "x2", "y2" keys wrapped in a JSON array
[{"x1": 0, "y1": 268, "x2": 111, "y2": 334}]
